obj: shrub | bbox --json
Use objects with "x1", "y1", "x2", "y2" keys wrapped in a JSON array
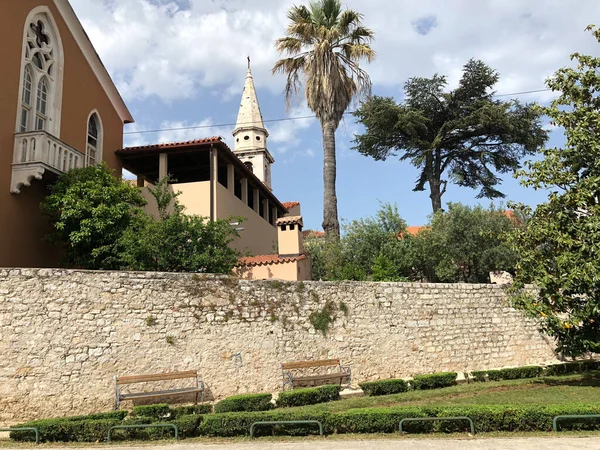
[
  {"x1": 131, "y1": 404, "x2": 171, "y2": 420},
  {"x1": 359, "y1": 379, "x2": 409, "y2": 396},
  {"x1": 471, "y1": 371, "x2": 487, "y2": 382},
  {"x1": 545, "y1": 360, "x2": 600, "y2": 376},
  {"x1": 171, "y1": 404, "x2": 213, "y2": 417},
  {"x1": 214, "y1": 393, "x2": 273, "y2": 413},
  {"x1": 411, "y1": 372, "x2": 457, "y2": 390},
  {"x1": 485, "y1": 366, "x2": 544, "y2": 381},
  {"x1": 277, "y1": 385, "x2": 341, "y2": 407},
  {"x1": 10, "y1": 419, "x2": 122, "y2": 442}
]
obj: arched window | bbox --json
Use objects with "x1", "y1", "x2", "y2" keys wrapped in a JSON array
[
  {"x1": 20, "y1": 65, "x2": 33, "y2": 132},
  {"x1": 244, "y1": 161, "x2": 253, "y2": 173},
  {"x1": 17, "y1": 10, "x2": 63, "y2": 136},
  {"x1": 87, "y1": 113, "x2": 102, "y2": 166}
]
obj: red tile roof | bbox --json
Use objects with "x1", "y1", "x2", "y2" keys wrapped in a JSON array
[
  {"x1": 236, "y1": 253, "x2": 309, "y2": 267},
  {"x1": 276, "y1": 216, "x2": 303, "y2": 226},
  {"x1": 282, "y1": 201, "x2": 300, "y2": 210},
  {"x1": 302, "y1": 230, "x2": 325, "y2": 239},
  {"x1": 405, "y1": 226, "x2": 425, "y2": 236},
  {"x1": 116, "y1": 136, "x2": 224, "y2": 154}
]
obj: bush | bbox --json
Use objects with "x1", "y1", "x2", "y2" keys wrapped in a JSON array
[
  {"x1": 411, "y1": 372, "x2": 457, "y2": 390},
  {"x1": 545, "y1": 360, "x2": 600, "y2": 376},
  {"x1": 131, "y1": 404, "x2": 171, "y2": 420},
  {"x1": 214, "y1": 393, "x2": 273, "y2": 413},
  {"x1": 171, "y1": 404, "x2": 213, "y2": 417},
  {"x1": 277, "y1": 385, "x2": 341, "y2": 407},
  {"x1": 359, "y1": 379, "x2": 409, "y2": 396},
  {"x1": 471, "y1": 371, "x2": 487, "y2": 382},
  {"x1": 10, "y1": 419, "x2": 122, "y2": 442},
  {"x1": 484, "y1": 366, "x2": 544, "y2": 381}
]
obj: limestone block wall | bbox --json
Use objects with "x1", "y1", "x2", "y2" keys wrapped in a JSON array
[{"x1": 0, "y1": 269, "x2": 557, "y2": 422}]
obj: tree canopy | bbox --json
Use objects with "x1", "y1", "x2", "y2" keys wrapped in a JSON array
[
  {"x1": 273, "y1": 0, "x2": 375, "y2": 236},
  {"x1": 353, "y1": 59, "x2": 548, "y2": 212},
  {"x1": 510, "y1": 26, "x2": 600, "y2": 357}
]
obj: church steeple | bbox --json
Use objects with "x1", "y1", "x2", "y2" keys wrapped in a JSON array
[{"x1": 233, "y1": 58, "x2": 274, "y2": 189}]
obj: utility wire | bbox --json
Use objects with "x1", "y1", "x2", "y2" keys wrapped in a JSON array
[{"x1": 123, "y1": 87, "x2": 553, "y2": 136}]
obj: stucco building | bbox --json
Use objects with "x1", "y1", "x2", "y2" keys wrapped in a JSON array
[{"x1": 1, "y1": 1, "x2": 310, "y2": 280}]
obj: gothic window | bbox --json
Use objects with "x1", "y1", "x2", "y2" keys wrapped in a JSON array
[
  {"x1": 87, "y1": 113, "x2": 102, "y2": 166},
  {"x1": 18, "y1": 13, "x2": 61, "y2": 135}
]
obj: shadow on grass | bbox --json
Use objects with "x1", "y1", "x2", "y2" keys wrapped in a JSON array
[{"x1": 538, "y1": 374, "x2": 600, "y2": 388}]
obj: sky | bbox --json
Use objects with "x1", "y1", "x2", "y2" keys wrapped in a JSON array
[{"x1": 70, "y1": 0, "x2": 600, "y2": 230}]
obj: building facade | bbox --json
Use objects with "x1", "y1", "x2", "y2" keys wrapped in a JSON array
[{"x1": 0, "y1": 0, "x2": 132, "y2": 267}]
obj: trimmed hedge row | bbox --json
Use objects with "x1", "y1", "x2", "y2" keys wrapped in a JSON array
[
  {"x1": 131, "y1": 403, "x2": 212, "y2": 420},
  {"x1": 13, "y1": 403, "x2": 600, "y2": 441},
  {"x1": 277, "y1": 385, "x2": 341, "y2": 407},
  {"x1": 472, "y1": 361, "x2": 600, "y2": 382},
  {"x1": 198, "y1": 403, "x2": 600, "y2": 436},
  {"x1": 359, "y1": 379, "x2": 409, "y2": 396},
  {"x1": 359, "y1": 372, "x2": 456, "y2": 396},
  {"x1": 214, "y1": 393, "x2": 273, "y2": 413}
]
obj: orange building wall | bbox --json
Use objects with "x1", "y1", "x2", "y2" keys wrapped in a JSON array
[{"x1": 0, "y1": 0, "x2": 127, "y2": 267}]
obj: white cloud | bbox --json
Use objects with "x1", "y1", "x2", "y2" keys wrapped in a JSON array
[
  {"x1": 268, "y1": 104, "x2": 316, "y2": 153},
  {"x1": 123, "y1": 118, "x2": 233, "y2": 147}
]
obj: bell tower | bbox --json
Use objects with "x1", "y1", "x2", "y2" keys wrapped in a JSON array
[{"x1": 232, "y1": 58, "x2": 275, "y2": 189}]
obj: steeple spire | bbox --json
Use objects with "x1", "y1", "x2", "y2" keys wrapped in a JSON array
[
  {"x1": 232, "y1": 59, "x2": 274, "y2": 189},
  {"x1": 234, "y1": 61, "x2": 266, "y2": 133}
]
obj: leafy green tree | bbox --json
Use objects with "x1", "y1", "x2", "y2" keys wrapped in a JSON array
[
  {"x1": 353, "y1": 59, "x2": 548, "y2": 212},
  {"x1": 119, "y1": 177, "x2": 241, "y2": 274},
  {"x1": 41, "y1": 163, "x2": 146, "y2": 269},
  {"x1": 413, "y1": 203, "x2": 519, "y2": 283},
  {"x1": 273, "y1": 0, "x2": 375, "y2": 236},
  {"x1": 509, "y1": 26, "x2": 600, "y2": 356}
]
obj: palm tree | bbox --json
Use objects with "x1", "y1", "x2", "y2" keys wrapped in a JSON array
[{"x1": 273, "y1": 0, "x2": 375, "y2": 237}]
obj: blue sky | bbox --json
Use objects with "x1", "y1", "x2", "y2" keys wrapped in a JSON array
[{"x1": 71, "y1": 0, "x2": 600, "y2": 230}]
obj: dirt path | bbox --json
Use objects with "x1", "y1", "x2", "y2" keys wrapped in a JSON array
[{"x1": 3, "y1": 436, "x2": 600, "y2": 450}]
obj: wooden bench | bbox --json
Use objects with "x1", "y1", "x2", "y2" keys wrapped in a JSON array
[
  {"x1": 114, "y1": 370, "x2": 204, "y2": 410},
  {"x1": 281, "y1": 359, "x2": 351, "y2": 390}
]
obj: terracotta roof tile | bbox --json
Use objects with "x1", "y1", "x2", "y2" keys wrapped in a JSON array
[
  {"x1": 302, "y1": 230, "x2": 325, "y2": 239},
  {"x1": 236, "y1": 253, "x2": 309, "y2": 267},
  {"x1": 116, "y1": 136, "x2": 224, "y2": 153},
  {"x1": 282, "y1": 201, "x2": 300, "y2": 210},
  {"x1": 276, "y1": 216, "x2": 303, "y2": 226},
  {"x1": 405, "y1": 226, "x2": 425, "y2": 236}
]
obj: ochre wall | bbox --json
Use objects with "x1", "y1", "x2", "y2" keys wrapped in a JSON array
[
  {"x1": 0, "y1": 269, "x2": 557, "y2": 422},
  {"x1": 0, "y1": 0, "x2": 126, "y2": 267},
  {"x1": 215, "y1": 183, "x2": 277, "y2": 255},
  {"x1": 234, "y1": 258, "x2": 312, "y2": 281}
]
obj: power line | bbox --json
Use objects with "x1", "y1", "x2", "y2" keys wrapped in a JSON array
[{"x1": 123, "y1": 87, "x2": 553, "y2": 136}]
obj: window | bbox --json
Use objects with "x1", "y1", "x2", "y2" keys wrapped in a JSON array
[
  {"x1": 86, "y1": 113, "x2": 102, "y2": 166},
  {"x1": 20, "y1": 65, "x2": 32, "y2": 132},
  {"x1": 244, "y1": 161, "x2": 253, "y2": 173},
  {"x1": 17, "y1": 11, "x2": 62, "y2": 135}
]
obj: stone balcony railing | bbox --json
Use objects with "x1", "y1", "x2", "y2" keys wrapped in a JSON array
[{"x1": 10, "y1": 131, "x2": 85, "y2": 194}]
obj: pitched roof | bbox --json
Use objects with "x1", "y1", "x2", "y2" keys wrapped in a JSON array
[
  {"x1": 236, "y1": 253, "x2": 309, "y2": 267},
  {"x1": 302, "y1": 230, "x2": 325, "y2": 239},
  {"x1": 276, "y1": 216, "x2": 303, "y2": 226},
  {"x1": 116, "y1": 137, "x2": 223, "y2": 154},
  {"x1": 234, "y1": 67, "x2": 267, "y2": 134},
  {"x1": 282, "y1": 201, "x2": 300, "y2": 210},
  {"x1": 405, "y1": 226, "x2": 425, "y2": 236}
]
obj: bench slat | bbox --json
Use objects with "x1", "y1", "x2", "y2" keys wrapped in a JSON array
[
  {"x1": 117, "y1": 371, "x2": 197, "y2": 385},
  {"x1": 293, "y1": 373, "x2": 346, "y2": 383},
  {"x1": 119, "y1": 387, "x2": 203, "y2": 401},
  {"x1": 282, "y1": 359, "x2": 340, "y2": 370}
]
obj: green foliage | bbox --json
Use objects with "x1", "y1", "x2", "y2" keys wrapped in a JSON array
[
  {"x1": 277, "y1": 385, "x2": 341, "y2": 407},
  {"x1": 41, "y1": 163, "x2": 146, "y2": 269},
  {"x1": 10, "y1": 418, "x2": 122, "y2": 442},
  {"x1": 338, "y1": 301, "x2": 349, "y2": 316},
  {"x1": 545, "y1": 360, "x2": 600, "y2": 376},
  {"x1": 353, "y1": 59, "x2": 547, "y2": 212},
  {"x1": 359, "y1": 379, "x2": 409, "y2": 396},
  {"x1": 196, "y1": 404, "x2": 600, "y2": 437},
  {"x1": 309, "y1": 300, "x2": 337, "y2": 335},
  {"x1": 509, "y1": 26, "x2": 600, "y2": 357},
  {"x1": 119, "y1": 177, "x2": 241, "y2": 274},
  {"x1": 214, "y1": 393, "x2": 273, "y2": 413},
  {"x1": 145, "y1": 316, "x2": 157, "y2": 326},
  {"x1": 411, "y1": 372, "x2": 457, "y2": 390},
  {"x1": 171, "y1": 404, "x2": 213, "y2": 417},
  {"x1": 486, "y1": 366, "x2": 544, "y2": 381},
  {"x1": 131, "y1": 404, "x2": 170, "y2": 420},
  {"x1": 165, "y1": 335, "x2": 175, "y2": 345},
  {"x1": 413, "y1": 203, "x2": 520, "y2": 283}
]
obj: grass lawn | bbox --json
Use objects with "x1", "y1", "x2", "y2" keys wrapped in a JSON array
[{"x1": 287, "y1": 371, "x2": 600, "y2": 413}]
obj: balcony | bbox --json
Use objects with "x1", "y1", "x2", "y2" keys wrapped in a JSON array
[{"x1": 11, "y1": 131, "x2": 85, "y2": 194}]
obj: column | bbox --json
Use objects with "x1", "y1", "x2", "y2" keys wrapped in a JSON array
[
  {"x1": 253, "y1": 189, "x2": 260, "y2": 214},
  {"x1": 210, "y1": 147, "x2": 218, "y2": 221},
  {"x1": 227, "y1": 164, "x2": 235, "y2": 193},
  {"x1": 158, "y1": 153, "x2": 168, "y2": 180},
  {"x1": 262, "y1": 198, "x2": 270, "y2": 222},
  {"x1": 271, "y1": 206, "x2": 278, "y2": 226},
  {"x1": 136, "y1": 174, "x2": 146, "y2": 188},
  {"x1": 241, "y1": 178, "x2": 248, "y2": 205}
]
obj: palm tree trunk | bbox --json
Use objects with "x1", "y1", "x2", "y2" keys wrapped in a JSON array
[{"x1": 321, "y1": 120, "x2": 340, "y2": 237}]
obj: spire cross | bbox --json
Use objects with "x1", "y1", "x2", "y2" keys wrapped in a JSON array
[{"x1": 247, "y1": 56, "x2": 250, "y2": 69}]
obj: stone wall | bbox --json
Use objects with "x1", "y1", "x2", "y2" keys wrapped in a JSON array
[{"x1": 0, "y1": 269, "x2": 557, "y2": 422}]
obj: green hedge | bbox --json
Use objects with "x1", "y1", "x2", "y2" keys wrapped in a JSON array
[
  {"x1": 546, "y1": 360, "x2": 600, "y2": 376},
  {"x1": 411, "y1": 372, "x2": 457, "y2": 390},
  {"x1": 214, "y1": 393, "x2": 273, "y2": 413},
  {"x1": 198, "y1": 403, "x2": 600, "y2": 437},
  {"x1": 10, "y1": 418, "x2": 122, "y2": 442},
  {"x1": 359, "y1": 379, "x2": 409, "y2": 396},
  {"x1": 277, "y1": 385, "x2": 341, "y2": 407},
  {"x1": 112, "y1": 415, "x2": 203, "y2": 441},
  {"x1": 131, "y1": 404, "x2": 171, "y2": 420},
  {"x1": 172, "y1": 404, "x2": 213, "y2": 416}
]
